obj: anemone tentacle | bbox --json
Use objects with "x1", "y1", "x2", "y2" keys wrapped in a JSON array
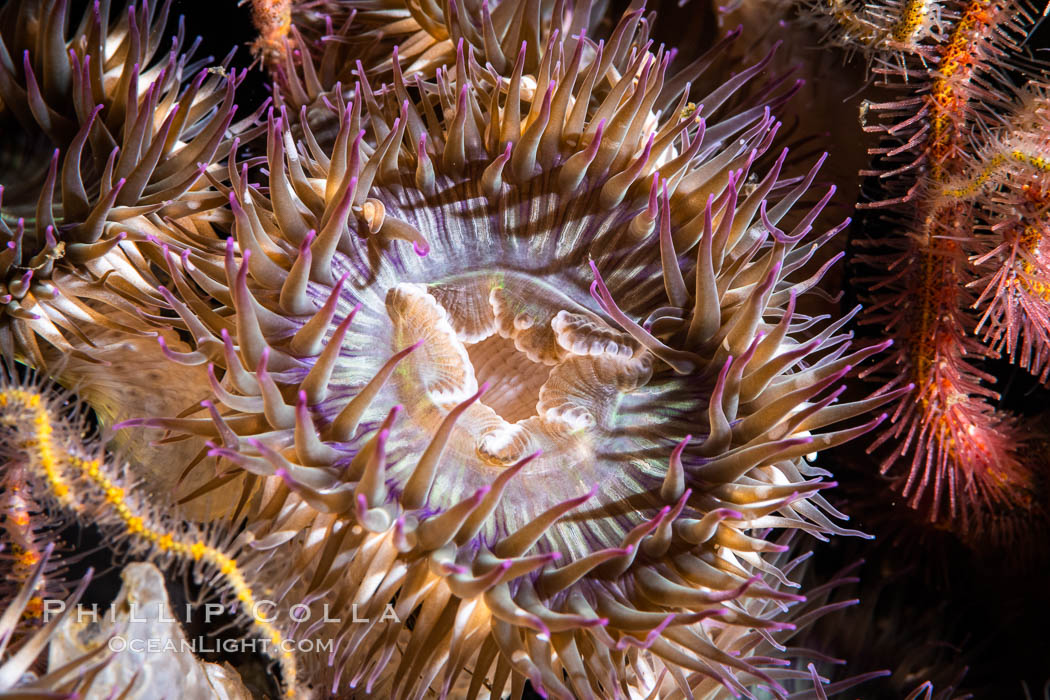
[{"x1": 0, "y1": 0, "x2": 260, "y2": 369}]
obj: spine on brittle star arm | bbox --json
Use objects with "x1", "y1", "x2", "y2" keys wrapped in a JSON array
[
  {"x1": 859, "y1": 215, "x2": 1027, "y2": 522},
  {"x1": 963, "y1": 89, "x2": 1050, "y2": 379},
  {"x1": 0, "y1": 464, "x2": 56, "y2": 619},
  {"x1": 939, "y1": 147, "x2": 1050, "y2": 200},
  {"x1": 890, "y1": 0, "x2": 937, "y2": 44},
  {"x1": 250, "y1": 0, "x2": 292, "y2": 62},
  {"x1": 801, "y1": 0, "x2": 940, "y2": 54},
  {"x1": 0, "y1": 385, "x2": 299, "y2": 698},
  {"x1": 925, "y1": 1, "x2": 1016, "y2": 181}
]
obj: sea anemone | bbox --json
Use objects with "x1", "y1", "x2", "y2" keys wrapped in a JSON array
[
  {"x1": 109, "y1": 3, "x2": 910, "y2": 696},
  {"x1": 271, "y1": 0, "x2": 590, "y2": 90},
  {"x1": 0, "y1": 0, "x2": 256, "y2": 370},
  {"x1": 266, "y1": 0, "x2": 616, "y2": 151}
]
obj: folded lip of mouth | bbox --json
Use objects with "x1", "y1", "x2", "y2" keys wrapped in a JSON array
[{"x1": 386, "y1": 273, "x2": 653, "y2": 468}]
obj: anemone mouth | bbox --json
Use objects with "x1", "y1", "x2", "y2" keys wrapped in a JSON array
[
  {"x1": 466, "y1": 334, "x2": 551, "y2": 423},
  {"x1": 387, "y1": 272, "x2": 654, "y2": 469}
]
